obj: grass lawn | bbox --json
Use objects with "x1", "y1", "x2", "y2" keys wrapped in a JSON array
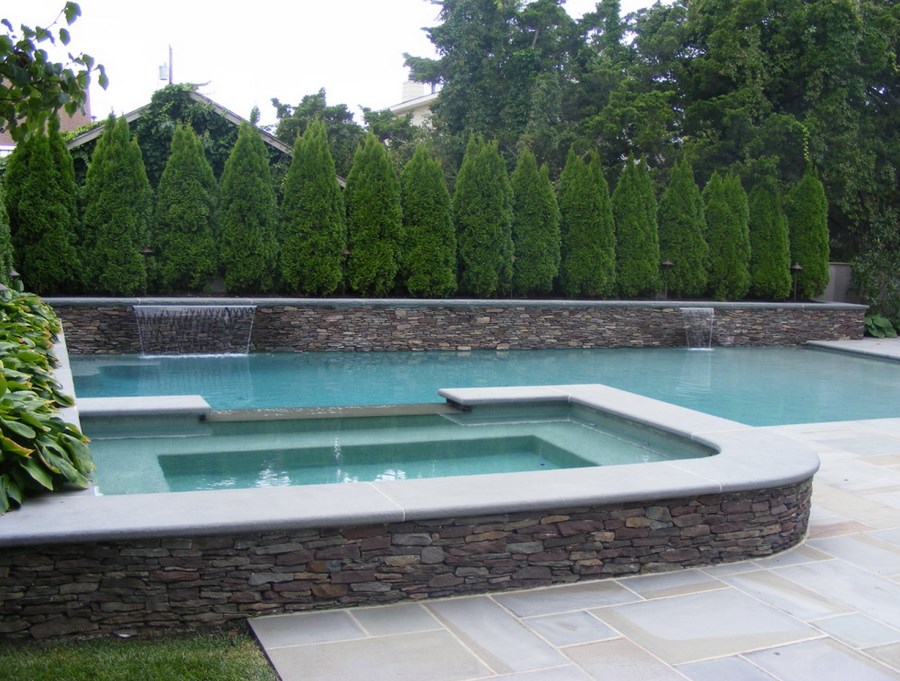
[{"x1": 0, "y1": 631, "x2": 277, "y2": 681}]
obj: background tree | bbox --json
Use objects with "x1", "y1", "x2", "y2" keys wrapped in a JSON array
[
  {"x1": 82, "y1": 116, "x2": 150, "y2": 294},
  {"x1": 611, "y1": 155, "x2": 659, "y2": 298},
  {"x1": 278, "y1": 119, "x2": 346, "y2": 296},
  {"x1": 152, "y1": 123, "x2": 218, "y2": 293},
  {"x1": 703, "y1": 172, "x2": 751, "y2": 300},
  {"x1": 784, "y1": 162, "x2": 830, "y2": 300},
  {"x1": 657, "y1": 158, "x2": 707, "y2": 297},
  {"x1": 748, "y1": 179, "x2": 792, "y2": 300},
  {"x1": 0, "y1": 184, "x2": 12, "y2": 286},
  {"x1": 557, "y1": 149, "x2": 616, "y2": 297},
  {"x1": 345, "y1": 133, "x2": 403, "y2": 296},
  {"x1": 453, "y1": 136, "x2": 514, "y2": 297},
  {"x1": 511, "y1": 147, "x2": 560, "y2": 296},
  {"x1": 218, "y1": 122, "x2": 279, "y2": 293},
  {"x1": 362, "y1": 107, "x2": 422, "y2": 175},
  {"x1": 400, "y1": 144, "x2": 456, "y2": 297}
]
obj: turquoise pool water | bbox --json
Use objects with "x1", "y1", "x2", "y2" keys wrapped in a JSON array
[
  {"x1": 71, "y1": 347, "x2": 900, "y2": 426},
  {"x1": 83, "y1": 404, "x2": 712, "y2": 494}
]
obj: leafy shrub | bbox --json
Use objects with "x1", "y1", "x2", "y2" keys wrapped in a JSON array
[
  {"x1": 864, "y1": 313, "x2": 897, "y2": 339},
  {"x1": 0, "y1": 289, "x2": 92, "y2": 514}
]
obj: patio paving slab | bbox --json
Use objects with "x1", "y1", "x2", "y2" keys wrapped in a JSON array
[
  {"x1": 745, "y1": 638, "x2": 900, "y2": 681},
  {"x1": 811, "y1": 613, "x2": 900, "y2": 649}
]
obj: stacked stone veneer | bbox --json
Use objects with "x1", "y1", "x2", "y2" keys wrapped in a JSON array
[
  {"x1": 0, "y1": 479, "x2": 811, "y2": 640},
  {"x1": 48, "y1": 299, "x2": 865, "y2": 355}
]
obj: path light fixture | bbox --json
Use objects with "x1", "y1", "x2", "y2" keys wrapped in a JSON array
[
  {"x1": 791, "y1": 262, "x2": 803, "y2": 301},
  {"x1": 140, "y1": 247, "x2": 155, "y2": 257},
  {"x1": 660, "y1": 259, "x2": 674, "y2": 299}
]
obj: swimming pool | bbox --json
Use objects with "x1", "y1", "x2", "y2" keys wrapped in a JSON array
[{"x1": 70, "y1": 347, "x2": 900, "y2": 426}]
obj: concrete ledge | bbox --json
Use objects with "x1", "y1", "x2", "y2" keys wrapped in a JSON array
[{"x1": 76, "y1": 395, "x2": 211, "y2": 418}]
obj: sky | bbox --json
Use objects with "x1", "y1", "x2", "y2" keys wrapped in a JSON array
[{"x1": 14, "y1": 0, "x2": 659, "y2": 128}]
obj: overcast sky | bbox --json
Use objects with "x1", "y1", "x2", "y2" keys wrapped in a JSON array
[{"x1": 15, "y1": 1, "x2": 659, "y2": 127}]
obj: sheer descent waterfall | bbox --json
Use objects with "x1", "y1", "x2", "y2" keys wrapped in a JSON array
[
  {"x1": 681, "y1": 307, "x2": 715, "y2": 350},
  {"x1": 134, "y1": 305, "x2": 256, "y2": 355}
]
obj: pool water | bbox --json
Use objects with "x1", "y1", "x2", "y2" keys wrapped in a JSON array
[
  {"x1": 82, "y1": 404, "x2": 713, "y2": 494},
  {"x1": 71, "y1": 347, "x2": 900, "y2": 426}
]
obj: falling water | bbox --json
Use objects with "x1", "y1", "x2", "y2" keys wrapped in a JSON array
[
  {"x1": 681, "y1": 307, "x2": 715, "y2": 350},
  {"x1": 134, "y1": 305, "x2": 256, "y2": 355}
]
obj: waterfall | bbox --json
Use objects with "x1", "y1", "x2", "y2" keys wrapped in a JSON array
[
  {"x1": 134, "y1": 305, "x2": 256, "y2": 355},
  {"x1": 681, "y1": 307, "x2": 715, "y2": 350}
]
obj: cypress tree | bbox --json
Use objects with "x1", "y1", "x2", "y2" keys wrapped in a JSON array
[
  {"x1": 219, "y1": 122, "x2": 279, "y2": 294},
  {"x1": 11, "y1": 132, "x2": 81, "y2": 294},
  {"x1": 611, "y1": 155, "x2": 660, "y2": 298},
  {"x1": 279, "y1": 119, "x2": 345, "y2": 295},
  {"x1": 0, "y1": 184, "x2": 14, "y2": 287},
  {"x1": 658, "y1": 159, "x2": 707, "y2": 297},
  {"x1": 82, "y1": 116, "x2": 151, "y2": 295},
  {"x1": 48, "y1": 119, "x2": 83, "y2": 289},
  {"x1": 748, "y1": 180, "x2": 792, "y2": 300},
  {"x1": 152, "y1": 123, "x2": 219, "y2": 293},
  {"x1": 345, "y1": 133, "x2": 403, "y2": 296},
  {"x1": 454, "y1": 136, "x2": 514, "y2": 298},
  {"x1": 703, "y1": 172, "x2": 751, "y2": 300},
  {"x1": 400, "y1": 144, "x2": 456, "y2": 297},
  {"x1": 511, "y1": 147, "x2": 560, "y2": 296},
  {"x1": 784, "y1": 163, "x2": 830, "y2": 300}
]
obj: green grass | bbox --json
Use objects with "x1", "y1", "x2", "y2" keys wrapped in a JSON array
[{"x1": 0, "y1": 632, "x2": 277, "y2": 681}]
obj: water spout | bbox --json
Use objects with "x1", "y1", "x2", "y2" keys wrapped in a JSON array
[
  {"x1": 134, "y1": 305, "x2": 256, "y2": 355},
  {"x1": 681, "y1": 307, "x2": 715, "y2": 350}
]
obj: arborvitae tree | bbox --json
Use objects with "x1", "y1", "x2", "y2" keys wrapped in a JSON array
[
  {"x1": 152, "y1": 123, "x2": 219, "y2": 292},
  {"x1": 703, "y1": 172, "x2": 751, "y2": 300},
  {"x1": 511, "y1": 147, "x2": 560, "y2": 296},
  {"x1": 454, "y1": 136, "x2": 514, "y2": 297},
  {"x1": 611, "y1": 155, "x2": 660, "y2": 298},
  {"x1": 400, "y1": 144, "x2": 456, "y2": 297},
  {"x1": 784, "y1": 163, "x2": 830, "y2": 300},
  {"x1": 748, "y1": 180, "x2": 792, "y2": 300},
  {"x1": 658, "y1": 159, "x2": 707, "y2": 297},
  {"x1": 0, "y1": 184, "x2": 14, "y2": 287},
  {"x1": 557, "y1": 149, "x2": 616, "y2": 297},
  {"x1": 218, "y1": 122, "x2": 279, "y2": 293},
  {"x1": 82, "y1": 116, "x2": 151, "y2": 295},
  {"x1": 345, "y1": 133, "x2": 403, "y2": 296},
  {"x1": 11, "y1": 132, "x2": 81, "y2": 294},
  {"x1": 48, "y1": 118, "x2": 82, "y2": 282},
  {"x1": 279, "y1": 119, "x2": 345, "y2": 295}
]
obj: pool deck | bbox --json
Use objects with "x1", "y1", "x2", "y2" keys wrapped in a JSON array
[{"x1": 250, "y1": 339, "x2": 900, "y2": 681}]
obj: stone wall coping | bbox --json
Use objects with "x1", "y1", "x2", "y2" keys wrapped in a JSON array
[
  {"x1": 44, "y1": 296, "x2": 868, "y2": 311},
  {"x1": 77, "y1": 395, "x2": 211, "y2": 417},
  {"x1": 0, "y1": 384, "x2": 819, "y2": 548}
]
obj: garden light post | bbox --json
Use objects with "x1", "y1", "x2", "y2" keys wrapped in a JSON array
[
  {"x1": 661, "y1": 259, "x2": 674, "y2": 299},
  {"x1": 791, "y1": 262, "x2": 802, "y2": 301}
]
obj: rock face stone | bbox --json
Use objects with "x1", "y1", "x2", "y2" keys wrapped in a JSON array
[{"x1": 0, "y1": 479, "x2": 812, "y2": 641}]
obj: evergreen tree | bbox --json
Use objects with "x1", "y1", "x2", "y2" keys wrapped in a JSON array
[
  {"x1": 611, "y1": 155, "x2": 660, "y2": 298},
  {"x1": 9, "y1": 132, "x2": 81, "y2": 294},
  {"x1": 454, "y1": 136, "x2": 514, "y2": 297},
  {"x1": 511, "y1": 147, "x2": 560, "y2": 296},
  {"x1": 400, "y1": 144, "x2": 456, "y2": 297},
  {"x1": 152, "y1": 123, "x2": 219, "y2": 292},
  {"x1": 345, "y1": 133, "x2": 403, "y2": 296},
  {"x1": 657, "y1": 159, "x2": 707, "y2": 297},
  {"x1": 279, "y1": 119, "x2": 346, "y2": 295},
  {"x1": 748, "y1": 180, "x2": 792, "y2": 300},
  {"x1": 0, "y1": 183, "x2": 14, "y2": 287},
  {"x1": 48, "y1": 118, "x2": 82, "y2": 285},
  {"x1": 82, "y1": 116, "x2": 151, "y2": 295},
  {"x1": 703, "y1": 172, "x2": 751, "y2": 300},
  {"x1": 784, "y1": 163, "x2": 830, "y2": 300},
  {"x1": 218, "y1": 122, "x2": 279, "y2": 293}
]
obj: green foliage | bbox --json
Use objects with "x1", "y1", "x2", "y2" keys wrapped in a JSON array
[
  {"x1": 47, "y1": 118, "x2": 82, "y2": 284},
  {"x1": 0, "y1": 3, "x2": 107, "y2": 142},
  {"x1": 864, "y1": 313, "x2": 897, "y2": 339},
  {"x1": 852, "y1": 214, "x2": 900, "y2": 323},
  {"x1": 510, "y1": 147, "x2": 560, "y2": 296},
  {"x1": 0, "y1": 288, "x2": 92, "y2": 514},
  {"x1": 703, "y1": 172, "x2": 751, "y2": 300},
  {"x1": 218, "y1": 122, "x2": 279, "y2": 294},
  {"x1": 345, "y1": 133, "x2": 404, "y2": 297},
  {"x1": 7, "y1": 130, "x2": 81, "y2": 294},
  {"x1": 272, "y1": 89, "x2": 365, "y2": 178},
  {"x1": 748, "y1": 180, "x2": 792, "y2": 300},
  {"x1": 400, "y1": 144, "x2": 456, "y2": 297},
  {"x1": 453, "y1": 136, "x2": 514, "y2": 297},
  {"x1": 0, "y1": 184, "x2": 12, "y2": 285},
  {"x1": 557, "y1": 149, "x2": 616, "y2": 298},
  {"x1": 279, "y1": 119, "x2": 346, "y2": 296},
  {"x1": 657, "y1": 159, "x2": 708, "y2": 298},
  {"x1": 152, "y1": 123, "x2": 219, "y2": 292},
  {"x1": 82, "y1": 116, "x2": 150, "y2": 295},
  {"x1": 611, "y1": 155, "x2": 660, "y2": 298},
  {"x1": 784, "y1": 163, "x2": 830, "y2": 299},
  {"x1": 363, "y1": 107, "x2": 422, "y2": 175}
]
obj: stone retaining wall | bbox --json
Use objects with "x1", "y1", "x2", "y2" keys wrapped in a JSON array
[
  {"x1": 47, "y1": 299, "x2": 865, "y2": 355},
  {"x1": 0, "y1": 479, "x2": 811, "y2": 640}
]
